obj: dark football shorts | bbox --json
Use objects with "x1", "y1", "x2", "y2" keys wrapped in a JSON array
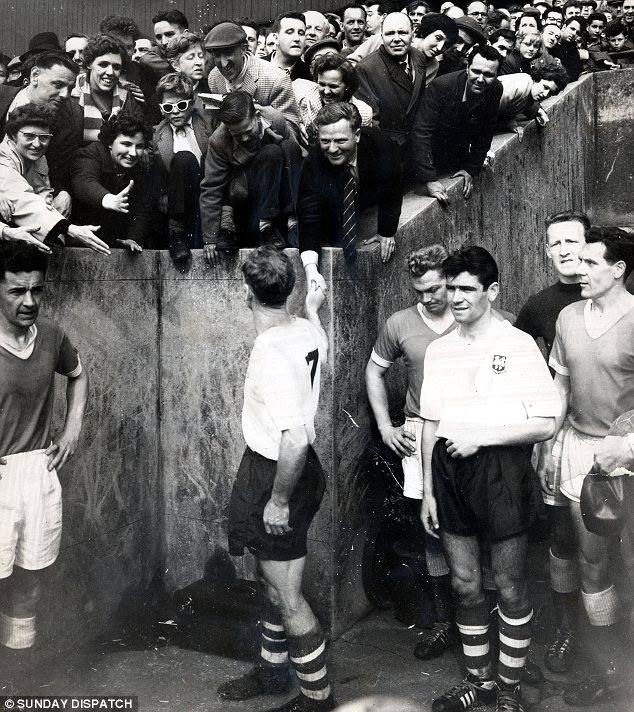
[
  {"x1": 227, "y1": 446, "x2": 326, "y2": 561},
  {"x1": 432, "y1": 439, "x2": 543, "y2": 542}
]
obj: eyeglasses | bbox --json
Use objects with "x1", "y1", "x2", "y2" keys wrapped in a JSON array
[
  {"x1": 159, "y1": 99, "x2": 192, "y2": 113},
  {"x1": 18, "y1": 130, "x2": 53, "y2": 144}
]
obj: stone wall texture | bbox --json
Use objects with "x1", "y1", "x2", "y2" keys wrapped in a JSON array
[{"x1": 39, "y1": 69, "x2": 632, "y2": 649}]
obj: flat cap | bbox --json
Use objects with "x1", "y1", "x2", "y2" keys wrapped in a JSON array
[
  {"x1": 454, "y1": 16, "x2": 488, "y2": 44},
  {"x1": 204, "y1": 22, "x2": 247, "y2": 49},
  {"x1": 304, "y1": 38, "x2": 342, "y2": 66}
]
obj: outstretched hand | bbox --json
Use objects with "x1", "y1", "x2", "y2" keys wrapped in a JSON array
[{"x1": 102, "y1": 181, "x2": 134, "y2": 214}]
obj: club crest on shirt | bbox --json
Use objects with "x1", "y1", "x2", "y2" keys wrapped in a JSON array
[{"x1": 492, "y1": 354, "x2": 507, "y2": 374}]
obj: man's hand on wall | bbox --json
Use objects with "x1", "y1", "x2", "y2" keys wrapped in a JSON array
[
  {"x1": 451, "y1": 170, "x2": 473, "y2": 200},
  {"x1": 363, "y1": 235, "x2": 396, "y2": 263},
  {"x1": 426, "y1": 180, "x2": 450, "y2": 207}
]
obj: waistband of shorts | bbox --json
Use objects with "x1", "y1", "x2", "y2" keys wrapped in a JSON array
[
  {"x1": 568, "y1": 427, "x2": 605, "y2": 444},
  {"x1": 405, "y1": 416, "x2": 424, "y2": 424},
  {"x1": 1, "y1": 448, "x2": 48, "y2": 463}
]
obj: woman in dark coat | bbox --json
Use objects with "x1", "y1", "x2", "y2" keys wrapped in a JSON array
[{"x1": 70, "y1": 112, "x2": 154, "y2": 251}]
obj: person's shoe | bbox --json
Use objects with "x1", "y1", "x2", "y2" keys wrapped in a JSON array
[
  {"x1": 562, "y1": 674, "x2": 626, "y2": 706},
  {"x1": 264, "y1": 693, "x2": 337, "y2": 712},
  {"x1": 432, "y1": 675, "x2": 496, "y2": 712},
  {"x1": 261, "y1": 225, "x2": 286, "y2": 250},
  {"x1": 216, "y1": 226, "x2": 239, "y2": 254},
  {"x1": 496, "y1": 686, "x2": 525, "y2": 712},
  {"x1": 168, "y1": 237, "x2": 190, "y2": 262},
  {"x1": 217, "y1": 665, "x2": 292, "y2": 701},
  {"x1": 413, "y1": 621, "x2": 459, "y2": 660},
  {"x1": 520, "y1": 660, "x2": 544, "y2": 685},
  {"x1": 545, "y1": 628, "x2": 575, "y2": 673}
]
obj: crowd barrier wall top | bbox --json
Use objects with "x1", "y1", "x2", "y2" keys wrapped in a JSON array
[{"x1": 39, "y1": 70, "x2": 631, "y2": 651}]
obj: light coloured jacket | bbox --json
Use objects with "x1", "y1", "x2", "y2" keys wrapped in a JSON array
[{"x1": 0, "y1": 137, "x2": 66, "y2": 241}]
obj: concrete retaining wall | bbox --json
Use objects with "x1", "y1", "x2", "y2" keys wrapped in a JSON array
[{"x1": 38, "y1": 69, "x2": 630, "y2": 650}]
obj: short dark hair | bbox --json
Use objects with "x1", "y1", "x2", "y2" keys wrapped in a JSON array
[
  {"x1": 564, "y1": 0, "x2": 582, "y2": 8},
  {"x1": 545, "y1": 210, "x2": 590, "y2": 234},
  {"x1": 152, "y1": 9, "x2": 189, "y2": 29},
  {"x1": 66, "y1": 32, "x2": 89, "y2": 42},
  {"x1": 582, "y1": 0, "x2": 597, "y2": 6},
  {"x1": 98, "y1": 111, "x2": 152, "y2": 148},
  {"x1": 31, "y1": 50, "x2": 79, "y2": 75},
  {"x1": 376, "y1": 1, "x2": 401, "y2": 14},
  {"x1": 531, "y1": 62, "x2": 569, "y2": 91},
  {"x1": 605, "y1": 19, "x2": 627, "y2": 37},
  {"x1": 272, "y1": 12, "x2": 307, "y2": 34},
  {"x1": 586, "y1": 226, "x2": 634, "y2": 280},
  {"x1": 156, "y1": 72, "x2": 194, "y2": 100},
  {"x1": 163, "y1": 31, "x2": 203, "y2": 61},
  {"x1": 236, "y1": 17, "x2": 258, "y2": 34},
  {"x1": 407, "y1": 0, "x2": 431, "y2": 12},
  {"x1": 489, "y1": 28, "x2": 516, "y2": 43},
  {"x1": 587, "y1": 12, "x2": 608, "y2": 24},
  {"x1": 408, "y1": 244, "x2": 448, "y2": 278},
  {"x1": 218, "y1": 90, "x2": 256, "y2": 125},
  {"x1": 5, "y1": 103, "x2": 54, "y2": 140},
  {"x1": 0, "y1": 243, "x2": 48, "y2": 281},
  {"x1": 341, "y1": 3, "x2": 367, "y2": 19},
  {"x1": 486, "y1": 9, "x2": 511, "y2": 30},
  {"x1": 312, "y1": 53, "x2": 358, "y2": 98},
  {"x1": 545, "y1": 7, "x2": 565, "y2": 18},
  {"x1": 314, "y1": 101, "x2": 362, "y2": 132},
  {"x1": 563, "y1": 15, "x2": 586, "y2": 28},
  {"x1": 469, "y1": 44, "x2": 502, "y2": 66},
  {"x1": 518, "y1": 12, "x2": 543, "y2": 29},
  {"x1": 83, "y1": 34, "x2": 128, "y2": 69},
  {"x1": 99, "y1": 15, "x2": 141, "y2": 40},
  {"x1": 442, "y1": 245, "x2": 499, "y2": 289},
  {"x1": 242, "y1": 246, "x2": 296, "y2": 306}
]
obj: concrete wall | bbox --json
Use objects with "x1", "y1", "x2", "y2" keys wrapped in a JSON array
[{"x1": 38, "y1": 69, "x2": 629, "y2": 650}]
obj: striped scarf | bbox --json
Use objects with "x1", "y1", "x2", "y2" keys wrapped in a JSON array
[{"x1": 72, "y1": 73, "x2": 128, "y2": 144}]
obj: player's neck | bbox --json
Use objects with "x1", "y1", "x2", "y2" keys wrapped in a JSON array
[
  {"x1": 458, "y1": 308, "x2": 495, "y2": 341},
  {"x1": 252, "y1": 304, "x2": 292, "y2": 335},
  {"x1": 0, "y1": 318, "x2": 31, "y2": 344},
  {"x1": 591, "y1": 284, "x2": 633, "y2": 313}
]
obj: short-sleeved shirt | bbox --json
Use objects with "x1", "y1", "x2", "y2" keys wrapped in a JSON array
[
  {"x1": 420, "y1": 318, "x2": 560, "y2": 438},
  {"x1": 514, "y1": 281, "x2": 583, "y2": 358},
  {"x1": 372, "y1": 304, "x2": 456, "y2": 418},
  {"x1": 242, "y1": 317, "x2": 328, "y2": 461},
  {"x1": 0, "y1": 317, "x2": 81, "y2": 456},
  {"x1": 549, "y1": 301, "x2": 634, "y2": 438}
]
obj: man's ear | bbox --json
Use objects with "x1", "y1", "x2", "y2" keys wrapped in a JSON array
[
  {"x1": 487, "y1": 281, "x2": 500, "y2": 303},
  {"x1": 30, "y1": 66, "x2": 40, "y2": 85},
  {"x1": 612, "y1": 259, "x2": 626, "y2": 282},
  {"x1": 354, "y1": 128, "x2": 361, "y2": 143}
]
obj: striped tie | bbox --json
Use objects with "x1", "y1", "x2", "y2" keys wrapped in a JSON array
[{"x1": 342, "y1": 166, "x2": 357, "y2": 271}]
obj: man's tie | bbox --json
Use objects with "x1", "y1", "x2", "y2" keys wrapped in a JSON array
[
  {"x1": 399, "y1": 59, "x2": 412, "y2": 81},
  {"x1": 342, "y1": 165, "x2": 357, "y2": 271}
]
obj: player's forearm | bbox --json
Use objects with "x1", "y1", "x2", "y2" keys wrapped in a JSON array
[
  {"x1": 305, "y1": 305, "x2": 327, "y2": 345},
  {"x1": 271, "y1": 427, "x2": 310, "y2": 505},
  {"x1": 365, "y1": 362, "x2": 392, "y2": 432},
  {"x1": 63, "y1": 370, "x2": 89, "y2": 435},
  {"x1": 422, "y1": 419, "x2": 439, "y2": 498},
  {"x1": 480, "y1": 417, "x2": 556, "y2": 448}
]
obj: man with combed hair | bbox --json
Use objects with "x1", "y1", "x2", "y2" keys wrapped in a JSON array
[
  {"x1": 541, "y1": 228, "x2": 634, "y2": 707},
  {"x1": 297, "y1": 102, "x2": 403, "y2": 287},
  {"x1": 137, "y1": 9, "x2": 189, "y2": 90},
  {"x1": 270, "y1": 12, "x2": 311, "y2": 80},
  {"x1": 341, "y1": 4, "x2": 368, "y2": 55},
  {"x1": 0, "y1": 244, "x2": 88, "y2": 656},
  {"x1": 416, "y1": 46, "x2": 504, "y2": 206},
  {"x1": 200, "y1": 91, "x2": 301, "y2": 264},
  {"x1": 217, "y1": 246, "x2": 335, "y2": 712},
  {"x1": 205, "y1": 22, "x2": 303, "y2": 141},
  {"x1": 303, "y1": 11, "x2": 330, "y2": 48},
  {"x1": 366, "y1": 245, "x2": 460, "y2": 660},
  {"x1": 514, "y1": 211, "x2": 588, "y2": 676},
  {"x1": 420, "y1": 245, "x2": 560, "y2": 712}
]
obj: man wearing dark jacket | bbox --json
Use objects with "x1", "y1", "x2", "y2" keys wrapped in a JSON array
[
  {"x1": 298, "y1": 101, "x2": 403, "y2": 290},
  {"x1": 415, "y1": 45, "x2": 503, "y2": 205},
  {"x1": 354, "y1": 12, "x2": 427, "y2": 179}
]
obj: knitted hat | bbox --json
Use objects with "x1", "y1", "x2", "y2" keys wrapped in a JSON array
[{"x1": 417, "y1": 13, "x2": 459, "y2": 42}]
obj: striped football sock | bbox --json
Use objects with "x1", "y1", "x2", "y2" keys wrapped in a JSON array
[
  {"x1": 456, "y1": 602, "x2": 493, "y2": 681},
  {"x1": 497, "y1": 606, "x2": 533, "y2": 690},
  {"x1": 288, "y1": 625, "x2": 331, "y2": 701},
  {"x1": 259, "y1": 604, "x2": 288, "y2": 669}
]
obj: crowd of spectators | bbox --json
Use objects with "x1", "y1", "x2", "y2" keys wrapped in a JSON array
[{"x1": 0, "y1": 0, "x2": 631, "y2": 279}]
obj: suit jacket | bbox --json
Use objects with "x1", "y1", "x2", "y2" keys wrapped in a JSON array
[
  {"x1": 499, "y1": 50, "x2": 532, "y2": 76},
  {"x1": 47, "y1": 99, "x2": 84, "y2": 194},
  {"x1": 0, "y1": 84, "x2": 19, "y2": 137},
  {"x1": 207, "y1": 54, "x2": 302, "y2": 140},
  {"x1": 354, "y1": 46, "x2": 428, "y2": 148},
  {"x1": 70, "y1": 141, "x2": 153, "y2": 246},
  {"x1": 200, "y1": 113, "x2": 292, "y2": 244},
  {"x1": 550, "y1": 41, "x2": 582, "y2": 81},
  {"x1": 415, "y1": 69, "x2": 503, "y2": 183},
  {"x1": 152, "y1": 109, "x2": 211, "y2": 187},
  {"x1": 297, "y1": 127, "x2": 403, "y2": 256}
]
